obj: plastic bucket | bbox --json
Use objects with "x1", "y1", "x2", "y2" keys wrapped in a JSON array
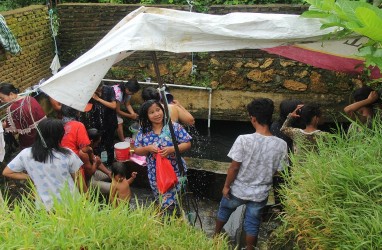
[{"x1": 114, "y1": 142, "x2": 130, "y2": 162}]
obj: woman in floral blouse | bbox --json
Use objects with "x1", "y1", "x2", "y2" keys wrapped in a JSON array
[{"x1": 134, "y1": 100, "x2": 192, "y2": 212}]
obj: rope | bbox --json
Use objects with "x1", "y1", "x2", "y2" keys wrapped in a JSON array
[
  {"x1": 48, "y1": 9, "x2": 58, "y2": 55},
  {"x1": 0, "y1": 89, "x2": 47, "y2": 148},
  {"x1": 27, "y1": 95, "x2": 47, "y2": 148}
]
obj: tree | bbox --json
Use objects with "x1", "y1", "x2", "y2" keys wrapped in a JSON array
[{"x1": 302, "y1": 0, "x2": 382, "y2": 78}]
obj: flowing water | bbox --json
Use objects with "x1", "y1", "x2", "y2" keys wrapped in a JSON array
[{"x1": 129, "y1": 119, "x2": 283, "y2": 249}]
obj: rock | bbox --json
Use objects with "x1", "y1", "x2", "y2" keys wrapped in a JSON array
[
  {"x1": 220, "y1": 70, "x2": 246, "y2": 89},
  {"x1": 247, "y1": 70, "x2": 262, "y2": 81},
  {"x1": 211, "y1": 80, "x2": 219, "y2": 89},
  {"x1": 175, "y1": 61, "x2": 193, "y2": 78},
  {"x1": 294, "y1": 70, "x2": 309, "y2": 78},
  {"x1": 310, "y1": 72, "x2": 328, "y2": 93},
  {"x1": 148, "y1": 63, "x2": 169, "y2": 76},
  {"x1": 247, "y1": 69, "x2": 274, "y2": 83},
  {"x1": 210, "y1": 58, "x2": 220, "y2": 65},
  {"x1": 244, "y1": 61, "x2": 260, "y2": 68},
  {"x1": 234, "y1": 62, "x2": 243, "y2": 68},
  {"x1": 260, "y1": 58, "x2": 274, "y2": 69},
  {"x1": 283, "y1": 80, "x2": 307, "y2": 91},
  {"x1": 280, "y1": 59, "x2": 296, "y2": 67}
]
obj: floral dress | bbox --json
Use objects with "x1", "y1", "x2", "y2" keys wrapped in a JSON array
[{"x1": 135, "y1": 122, "x2": 192, "y2": 208}]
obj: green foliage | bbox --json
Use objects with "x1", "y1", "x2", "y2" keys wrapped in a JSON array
[
  {"x1": 0, "y1": 0, "x2": 44, "y2": 10},
  {"x1": 138, "y1": 0, "x2": 305, "y2": 7},
  {"x1": 0, "y1": 187, "x2": 229, "y2": 249},
  {"x1": 302, "y1": 0, "x2": 382, "y2": 76},
  {"x1": 274, "y1": 120, "x2": 382, "y2": 249}
]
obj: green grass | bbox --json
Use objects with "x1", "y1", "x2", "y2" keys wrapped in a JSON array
[
  {"x1": 272, "y1": 120, "x2": 382, "y2": 249},
  {"x1": 0, "y1": 187, "x2": 229, "y2": 249}
]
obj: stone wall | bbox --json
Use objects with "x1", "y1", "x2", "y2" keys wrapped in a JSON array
[
  {"x1": 0, "y1": 5, "x2": 54, "y2": 91},
  {"x1": 57, "y1": 4, "x2": 359, "y2": 122}
]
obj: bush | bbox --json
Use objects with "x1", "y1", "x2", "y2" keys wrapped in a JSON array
[
  {"x1": 0, "y1": 187, "x2": 229, "y2": 249},
  {"x1": 0, "y1": 0, "x2": 45, "y2": 10},
  {"x1": 272, "y1": 121, "x2": 382, "y2": 249}
]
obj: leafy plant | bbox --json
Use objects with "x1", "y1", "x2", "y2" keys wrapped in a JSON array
[
  {"x1": 302, "y1": 0, "x2": 382, "y2": 76},
  {"x1": 0, "y1": 0, "x2": 44, "y2": 10},
  {"x1": 0, "y1": 186, "x2": 229, "y2": 249},
  {"x1": 273, "y1": 119, "x2": 382, "y2": 249}
]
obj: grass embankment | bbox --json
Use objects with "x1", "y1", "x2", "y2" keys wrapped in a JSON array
[
  {"x1": 273, "y1": 122, "x2": 382, "y2": 249},
  {"x1": 0, "y1": 189, "x2": 229, "y2": 249}
]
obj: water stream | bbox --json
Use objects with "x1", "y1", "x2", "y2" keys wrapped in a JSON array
[{"x1": 128, "y1": 119, "x2": 283, "y2": 249}]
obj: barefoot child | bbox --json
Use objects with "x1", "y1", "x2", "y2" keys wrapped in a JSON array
[{"x1": 109, "y1": 162, "x2": 137, "y2": 207}]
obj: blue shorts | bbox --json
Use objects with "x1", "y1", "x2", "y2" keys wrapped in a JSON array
[{"x1": 217, "y1": 194, "x2": 267, "y2": 236}]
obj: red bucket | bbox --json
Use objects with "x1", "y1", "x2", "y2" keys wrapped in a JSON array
[{"x1": 114, "y1": 142, "x2": 130, "y2": 162}]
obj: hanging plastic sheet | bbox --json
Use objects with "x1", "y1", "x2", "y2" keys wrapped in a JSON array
[{"x1": 39, "y1": 6, "x2": 376, "y2": 111}]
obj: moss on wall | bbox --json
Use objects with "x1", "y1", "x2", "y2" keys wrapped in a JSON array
[{"x1": 0, "y1": 5, "x2": 54, "y2": 91}]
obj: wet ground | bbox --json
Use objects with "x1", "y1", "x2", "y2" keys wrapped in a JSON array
[{"x1": 130, "y1": 185, "x2": 282, "y2": 250}]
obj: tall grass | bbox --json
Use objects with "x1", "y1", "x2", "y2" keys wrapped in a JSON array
[
  {"x1": 273, "y1": 121, "x2": 382, "y2": 249},
  {"x1": 0, "y1": 187, "x2": 229, "y2": 249}
]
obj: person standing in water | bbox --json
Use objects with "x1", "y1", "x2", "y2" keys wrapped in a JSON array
[
  {"x1": 82, "y1": 82, "x2": 117, "y2": 166},
  {"x1": 214, "y1": 98, "x2": 287, "y2": 250},
  {"x1": 113, "y1": 79, "x2": 140, "y2": 142},
  {"x1": 109, "y1": 162, "x2": 137, "y2": 207},
  {"x1": 134, "y1": 100, "x2": 192, "y2": 213},
  {"x1": 281, "y1": 103, "x2": 326, "y2": 155},
  {"x1": 141, "y1": 86, "x2": 195, "y2": 126}
]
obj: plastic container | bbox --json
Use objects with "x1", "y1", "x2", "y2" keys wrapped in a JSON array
[
  {"x1": 114, "y1": 142, "x2": 130, "y2": 162},
  {"x1": 129, "y1": 122, "x2": 140, "y2": 142},
  {"x1": 100, "y1": 151, "x2": 108, "y2": 163}
]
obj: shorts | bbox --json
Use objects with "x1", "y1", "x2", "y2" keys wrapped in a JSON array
[
  {"x1": 117, "y1": 115, "x2": 123, "y2": 124},
  {"x1": 217, "y1": 194, "x2": 267, "y2": 236}
]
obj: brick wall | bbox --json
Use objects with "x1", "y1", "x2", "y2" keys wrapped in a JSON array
[
  {"x1": 0, "y1": 5, "x2": 54, "y2": 91},
  {"x1": 57, "y1": 4, "x2": 309, "y2": 64}
]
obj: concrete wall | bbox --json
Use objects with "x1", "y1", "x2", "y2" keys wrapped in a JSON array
[{"x1": 0, "y1": 5, "x2": 54, "y2": 91}]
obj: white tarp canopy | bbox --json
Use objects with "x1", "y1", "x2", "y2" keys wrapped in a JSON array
[{"x1": 40, "y1": 6, "x2": 336, "y2": 111}]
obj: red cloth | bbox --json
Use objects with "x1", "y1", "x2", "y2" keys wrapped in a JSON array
[
  {"x1": 61, "y1": 120, "x2": 91, "y2": 155},
  {"x1": 5, "y1": 96, "x2": 46, "y2": 148}
]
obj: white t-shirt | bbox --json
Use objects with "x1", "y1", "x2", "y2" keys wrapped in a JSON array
[
  {"x1": 8, "y1": 148, "x2": 82, "y2": 210},
  {"x1": 228, "y1": 133, "x2": 288, "y2": 202}
]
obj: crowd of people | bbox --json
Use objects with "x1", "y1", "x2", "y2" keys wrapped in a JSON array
[{"x1": 0, "y1": 80, "x2": 380, "y2": 249}]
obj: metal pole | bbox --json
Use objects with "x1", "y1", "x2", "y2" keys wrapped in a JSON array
[
  {"x1": 102, "y1": 78, "x2": 212, "y2": 128},
  {"x1": 151, "y1": 52, "x2": 185, "y2": 176}
]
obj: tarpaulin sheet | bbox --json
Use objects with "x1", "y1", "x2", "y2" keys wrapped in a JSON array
[{"x1": 40, "y1": 6, "x2": 363, "y2": 111}]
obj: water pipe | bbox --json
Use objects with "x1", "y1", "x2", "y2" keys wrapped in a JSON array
[{"x1": 102, "y1": 79, "x2": 212, "y2": 128}]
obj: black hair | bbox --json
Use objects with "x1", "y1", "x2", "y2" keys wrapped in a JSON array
[
  {"x1": 31, "y1": 118, "x2": 70, "y2": 163},
  {"x1": 111, "y1": 162, "x2": 127, "y2": 178},
  {"x1": 247, "y1": 98, "x2": 274, "y2": 126},
  {"x1": 141, "y1": 87, "x2": 160, "y2": 102},
  {"x1": 139, "y1": 100, "x2": 164, "y2": 133},
  {"x1": 353, "y1": 86, "x2": 373, "y2": 102},
  {"x1": 124, "y1": 79, "x2": 140, "y2": 93},
  {"x1": 87, "y1": 128, "x2": 101, "y2": 141},
  {"x1": 61, "y1": 104, "x2": 79, "y2": 119},
  {"x1": 298, "y1": 103, "x2": 322, "y2": 126},
  {"x1": 279, "y1": 99, "x2": 303, "y2": 122},
  {"x1": 0, "y1": 82, "x2": 20, "y2": 95}
]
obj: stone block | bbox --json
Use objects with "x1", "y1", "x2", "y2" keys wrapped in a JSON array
[{"x1": 283, "y1": 80, "x2": 308, "y2": 91}]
